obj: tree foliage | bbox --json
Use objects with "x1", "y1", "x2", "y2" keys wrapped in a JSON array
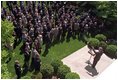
[
  {"x1": 95, "y1": 1, "x2": 117, "y2": 19},
  {"x1": 77, "y1": 1, "x2": 117, "y2": 19},
  {"x1": 1, "y1": 50, "x2": 9, "y2": 61},
  {"x1": 1, "y1": 64, "x2": 12, "y2": 79},
  {"x1": 1, "y1": 20, "x2": 14, "y2": 79},
  {"x1": 1, "y1": 20, "x2": 14, "y2": 50}
]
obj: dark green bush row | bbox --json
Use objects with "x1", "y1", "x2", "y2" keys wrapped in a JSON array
[
  {"x1": 99, "y1": 41, "x2": 107, "y2": 50},
  {"x1": 40, "y1": 64, "x2": 54, "y2": 78},
  {"x1": 87, "y1": 34, "x2": 117, "y2": 58},
  {"x1": 57, "y1": 65, "x2": 71, "y2": 79},
  {"x1": 31, "y1": 72, "x2": 42, "y2": 79},
  {"x1": 95, "y1": 34, "x2": 107, "y2": 41},
  {"x1": 31, "y1": 60, "x2": 81, "y2": 79},
  {"x1": 88, "y1": 38, "x2": 100, "y2": 48},
  {"x1": 105, "y1": 45, "x2": 117, "y2": 56},
  {"x1": 65, "y1": 72, "x2": 80, "y2": 79},
  {"x1": 51, "y1": 59, "x2": 63, "y2": 74}
]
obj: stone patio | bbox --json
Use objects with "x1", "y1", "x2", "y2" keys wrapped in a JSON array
[{"x1": 62, "y1": 45, "x2": 115, "y2": 79}]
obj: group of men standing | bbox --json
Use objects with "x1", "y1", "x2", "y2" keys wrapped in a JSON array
[{"x1": 1, "y1": 1, "x2": 105, "y2": 79}]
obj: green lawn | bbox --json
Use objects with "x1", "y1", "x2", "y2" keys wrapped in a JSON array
[{"x1": 7, "y1": 37, "x2": 86, "y2": 78}]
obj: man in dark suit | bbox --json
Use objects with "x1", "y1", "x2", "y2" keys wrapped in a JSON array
[
  {"x1": 14, "y1": 60, "x2": 22, "y2": 79},
  {"x1": 89, "y1": 47, "x2": 104, "y2": 68},
  {"x1": 34, "y1": 53, "x2": 41, "y2": 71}
]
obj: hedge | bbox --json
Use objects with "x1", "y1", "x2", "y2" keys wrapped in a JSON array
[
  {"x1": 51, "y1": 59, "x2": 63, "y2": 74},
  {"x1": 31, "y1": 72, "x2": 42, "y2": 79},
  {"x1": 105, "y1": 45, "x2": 117, "y2": 56},
  {"x1": 88, "y1": 38, "x2": 100, "y2": 48},
  {"x1": 95, "y1": 34, "x2": 107, "y2": 41},
  {"x1": 22, "y1": 76, "x2": 31, "y2": 79},
  {"x1": 65, "y1": 72, "x2": 80, "y2": 79},
  {"x1": 99, "y1": 41, "x2": 107, "y2": 50},
  {"x1": 57, "y1": 65, "x2": 71, "y2": 79},
  {"x1": 40, "y1": 64, "x2": 54, "y2": 78}
]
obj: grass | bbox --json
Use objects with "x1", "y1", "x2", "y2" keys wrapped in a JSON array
[
  {"x1": 6, "y1": 36, "x2": 86, "y2": 78},
  {"x1": 41, "y1": 37, "x2": 85, "y2": 64}
]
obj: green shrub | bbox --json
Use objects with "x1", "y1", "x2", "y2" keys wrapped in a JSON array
[
  {"x1": 40, "y1": 64, "x2": 54, "y2": 78},
  {"x1": 1, "y1": 64, "x2": 11, "y2": 79},
  {"x1": 1, "y1": 50, "x2": 9, "y2": 61},
  {"x1": 22, "y1": 76, "x2": 31, "y2": 79},
  {"x1": 1, "y1": 20, "x2": 14, "y2": 50},
  {"x1": 88, "y1": 38, "x2": 100, "y2": 48},
  {"x1": 31, "y1": 72, "x2": 42, "y2": 79},
  {"x1": 106, "y1": 45, "x2": 117, "y2": 56},
  {"x1": 99, "y1": 41, "x2": 107, "y2": 50},
  {"x1": 65, "y1": 72, "x2": 80, "y2": 79},
  {"x1": 95, "y1": 34, "x2": 107, "y2": 41},
  {"x1": 51, "y1": 59, "x2": 63, "y2": 74},
  {"x1": 57, "y1": 65, "x2": 71, "y2": 79},
  {"x1": 31, "y1": 75, "x2": 36, "y2": 79}
]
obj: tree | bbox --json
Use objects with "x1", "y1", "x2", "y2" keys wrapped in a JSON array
[
  {"x1": 1, "y1": 20, "x2": 14, "y2": 50},
  {"x1": 78, "y1": 1, "x2": 117, "y2": 19},
  {"x1": 1, "y1": 20, "x2": 14, "y2": 79},
  {"x1": 1, "y1": 50, "x2": 9, "y2": 60},
  {"x1": 95, "y1": 1, "x2": 117, "y2": 19},
  {"x1": 93, "y1": 2, "x2": 116, "y2": 39},
  {"x1": 1, "y1": 64, "x2": 12, "y2": 79}
]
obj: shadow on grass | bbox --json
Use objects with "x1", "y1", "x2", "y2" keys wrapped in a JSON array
[
  {"x1": 66, "y1": 32, "x2": 72, "y2": 42},
  {"x1": 77, "y1": 33, "x2": 91, "y2": 44},
  {"x1": 42, "y1": 49, "x2": 49, "y2": 57},
  {"x1": 29, "y1": 58, "x2": 35, "y2": 72},
  {"x1": 22, "y1": 62, "x2": 29, "y2": 76}
]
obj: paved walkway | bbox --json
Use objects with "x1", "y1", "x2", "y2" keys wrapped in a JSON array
[{"x1": 62, "y1": 45, "x2": 115, "y2": 79}]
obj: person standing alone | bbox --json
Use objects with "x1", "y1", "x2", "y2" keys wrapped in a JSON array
[
  {"x1": 88, "y1": 47, "x2": 104, "y2": 68},
  {"x1": 14, "y1": 60, "x2": 22, "y2": 79}
]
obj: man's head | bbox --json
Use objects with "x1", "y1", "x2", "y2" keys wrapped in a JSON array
[
  {"x1": 15, "y1": 60, "x2": 19, "y2": 64},
  {"x1": 99, "y1": 47, "x2": 103, "y2": 53}
]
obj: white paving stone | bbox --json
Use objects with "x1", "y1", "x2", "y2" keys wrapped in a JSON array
[{"x1": 62, "y1": 45, "x2": 115, "y2": 79}]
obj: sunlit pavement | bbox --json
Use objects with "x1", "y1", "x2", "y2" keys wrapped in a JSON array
[{"x1": 62, "y1": 45, "x2": 115, "y2": 79}]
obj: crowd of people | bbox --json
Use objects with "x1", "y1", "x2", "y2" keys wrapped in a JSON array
[{"x1": 1, "y1": 1, "x2": 105, "y2": 79}]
